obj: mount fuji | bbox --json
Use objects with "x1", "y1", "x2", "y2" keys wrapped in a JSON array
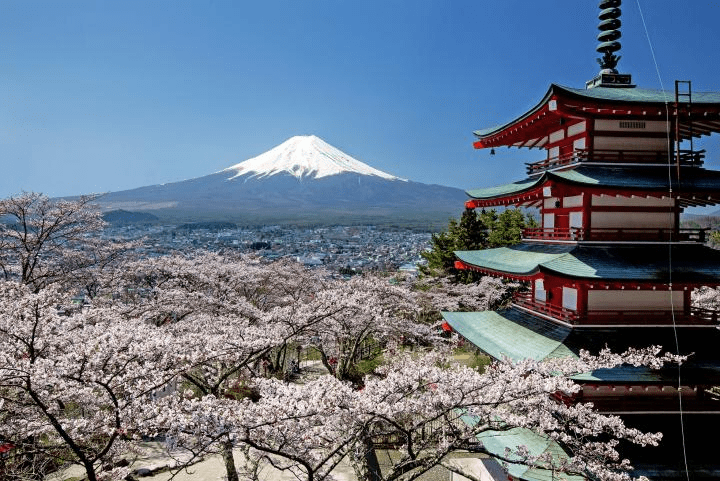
[{"x1": 96, "y1": 135, "x2": 466, "y2": 225}]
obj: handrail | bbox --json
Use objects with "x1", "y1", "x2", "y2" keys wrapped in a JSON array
[
  {"x1": 512, "y1": 292, "x2": 579, "y2": 323},
  {"x1": 526, "y1": 148, "x2": 705, "y2": 175},
  {"x1": 512, "y1": 292, "x2": 719, "y2": 325},
  {"x1": 523, "y1": 227, "x2": 707, "y2": 243}
]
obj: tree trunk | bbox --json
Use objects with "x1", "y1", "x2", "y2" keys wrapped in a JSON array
[
  {"x1": 222, "y1": 437, "x2": 239, "y2": 481},
  {"x1": 335, "y1": 356, "x2": 349, "y2": 381},
  {"x1": 351, "y1": 427, "x2": 382, "y2": 481}
]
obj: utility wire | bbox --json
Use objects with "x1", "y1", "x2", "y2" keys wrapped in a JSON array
[{"x1": 634, "y1": 1, "x2": 690, "y2": 479}]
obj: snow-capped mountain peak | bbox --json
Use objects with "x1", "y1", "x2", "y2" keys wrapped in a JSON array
[{"x1": 223, "y1": 135, "x2": 404, "y2": 181}]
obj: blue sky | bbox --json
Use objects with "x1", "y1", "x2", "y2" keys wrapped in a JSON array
[{"x1": 2, "y1": 0, "x2": 720, "y2": 211}]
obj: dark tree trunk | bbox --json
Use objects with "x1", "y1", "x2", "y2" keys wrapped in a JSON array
[
  {"x1": 352, "y1": 427, "x2": 382, "y2": 481},
  {"x1": 222, "y1": 437, "x2": 239, "y2": 481}
]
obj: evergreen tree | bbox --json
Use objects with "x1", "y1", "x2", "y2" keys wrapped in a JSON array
[{"x1": 421, "y1": 207, "x2": 536, "y2": 282}]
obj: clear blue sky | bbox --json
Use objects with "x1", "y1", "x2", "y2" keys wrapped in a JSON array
[{"x1": 2, "y1": 0, "x2": 719, "y2": 210}]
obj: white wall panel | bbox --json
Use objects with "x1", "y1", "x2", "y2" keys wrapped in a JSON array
[
  {"x1": 588, "y1": 290, "x2": 684, "y2": 310},
  {"x1": 591, "y1": 212, "x2": 674, "y2": 229}
]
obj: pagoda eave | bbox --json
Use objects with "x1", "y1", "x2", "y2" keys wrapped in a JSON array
[
  {"x1": 465, "y1": 166, "x2": 720, "y2": 209},
  {"x1": 474, "y1": 84, "x2": 720, "y2": 149},
  {"x1": 454, "y1": 259, "x2": 538, "y2": 281}
]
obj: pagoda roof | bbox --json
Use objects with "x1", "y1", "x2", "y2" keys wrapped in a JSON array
[
  {"x1": 474, "y1": 84, "x2": 720, "y2": 148},
  {"x1": 465, "y1": 165, "x2": 720, "y2": 208},
  {"x1": 442, "y1": 308, "x2": 720, "y2": 384},
  {"x1": 455, "y1": 243, "x2": 720, "y2": 283},
  {"x1": 466, "y1": 423, "x2": 584, "y2": 481},
  {"x1": 560, "y1": 85, "x2": 720, "y2": 105}
]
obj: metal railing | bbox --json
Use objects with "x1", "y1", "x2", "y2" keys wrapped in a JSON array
[
  {"x1": 526, "y1": 148, "x2": 705, "y2": 175},
  {"x1": 512, "y1": 292, "x2": 719, "y2": 326},
  {"x1": 522, "y1": 227, "x2": 707, "y2": 243}
]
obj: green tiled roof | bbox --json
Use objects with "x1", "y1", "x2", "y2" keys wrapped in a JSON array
[
  {"x1": 466, "y1": 166, "x2": 720, "y2": 200},
  {"x1": 457, "y1": 243, "x2": 720, "y2": 282},
  {"x1": 466, "y1": 177, "x2": 543, "y2": 199},
  {"x1": 554, "y1": 166, "x2": 720, "y2": 191},
  {"x1": 455, "y1": 244, "x2": 574, "y2": 276},
  {"x1": 442, "y1": 309, "x2": 576, "y2": 362},
  {"x1": 560, "y1": 84, "x2": 720, "y2": 104},
  {"x1": 475, "y1": 427, "x2": 585, "y2": 481},
  {"x1": 545, "y1": 244, "x2": 720, "y2": 282},
  {"x1": 443, "y1": 307, "x2": 720, "y2": 383},
  {"x1": 459, "y1": 414, "x2": 584, "y2": 481}
]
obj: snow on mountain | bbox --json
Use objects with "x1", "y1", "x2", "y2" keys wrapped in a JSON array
[{"x1": 223, "y1": 135, "x2": 404, "y2": 181}]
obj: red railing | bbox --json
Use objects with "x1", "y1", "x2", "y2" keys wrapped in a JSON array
[
  {"x1": 512, "y1": 292, "x2": 580, "y2": 323},
  {"x1": 512, "y1": 292, "x2": 720, "y2": 326},
  {"x1": 523, "y1": 227, "x2": 584, "y2": 241},
  {"x1": 583, "y1": 307, "x2": 719, "y2": 325},
  {"x1": 522, "y1": 227, "x2": 707, "y2": 243},
  {"x1": 526, "y1": 148, "x2": 705, "y2": 175}
]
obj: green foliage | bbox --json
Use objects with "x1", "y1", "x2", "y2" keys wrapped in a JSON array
[
  {"x1": 453, "y1": 345, "x2": 492, "y2": 373},
  {"x1": 420, "y1": 207, "x2": 536, "y2": 282},
  {"x1": 710, "y1": 231, "x2": 720, "y2": 248}
]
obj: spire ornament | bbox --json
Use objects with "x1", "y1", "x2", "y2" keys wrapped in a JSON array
[
  {"x1": 596, "y1": 0, "x2": 622, "y2": 72},
  {"x1": 586, "y1": 0, "x2": 634, "y2": 88}
]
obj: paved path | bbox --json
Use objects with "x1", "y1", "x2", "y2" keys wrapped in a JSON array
[{"x1": 138, "y1": 445, "x2": 357, "y2": 481}]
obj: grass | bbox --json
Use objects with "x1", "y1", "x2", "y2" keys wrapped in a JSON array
[{"x1": 452, "y1": 345, "x2": 492, "y2": 373}]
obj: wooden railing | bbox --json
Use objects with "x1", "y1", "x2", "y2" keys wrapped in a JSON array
[
  {"x1": 512, "y1": 292, "x2": 720, "y2": 326},
  {"x1": 526, "y1": 148, "x2": 705, "y2": 175},
  {"x1": 523, "y1": 227, "x2": 584, "y2": 241},
  {"x1": 512, "y1": 292, "x2": 579, "y2": 323},
  {"x1": 583, "y1": 307, "x2": 720, "y2": 325},
  {"x1": 522, "y1": 227, "x2": 707, "y2": 243}
]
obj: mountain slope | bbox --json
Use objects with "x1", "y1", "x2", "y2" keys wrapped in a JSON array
[
  {"x1": 223, "y1": 135, "x2": 403, "y2": 181},
  {"x1": 96, "y1": 136, "x2": 466, "y2": 225}
]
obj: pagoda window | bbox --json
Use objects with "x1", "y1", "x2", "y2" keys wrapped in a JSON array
[
  {"x1": 562, "y1": 287, "x2": 578, "y2": 311},
  {"x1": 548, "y1": 145, "x2": 560, "y2": 159},
  {"x1": 534, "y1": 279, "x2": 546, "y2": 302},
  {"x1": 573, "y1": 137, "x2": 586, "y2": 150}
]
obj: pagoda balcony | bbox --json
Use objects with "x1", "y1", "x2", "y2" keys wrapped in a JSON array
[
  {"x1": 526, "y1": 148, "x2": 705, "y2": 175},
  {"x1": 512, "y1": 292, "x2": 719, "y2": 326},
  {"x1": 522, "y1": 227, "x2": 707, "y2": 243}
]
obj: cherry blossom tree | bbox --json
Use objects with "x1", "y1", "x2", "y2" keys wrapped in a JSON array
[
  {"x1": 0, "y1": 281, "x2": 185, "y2": 481},
  {"x1": 151, "y1": 345, "x2": 678, "y2": 481},
  {"x1": 111, "y1": 252, "x2": 383, "y2": 480},
  {"x1": 691, "y1": 285, "x2": 720, "y2": 310},
  {"x1": 408, "y1": 275, "x2": 514, "y2": 319},
  {"x1": 301, "y1": 274, "x2": 426, "y2": 383},
  {"x1": 0, "y1": 192, "x2": 132, "y2": 294},
  {"x1": 347, "y1": 347, "x2": 676, "y2": 481}
]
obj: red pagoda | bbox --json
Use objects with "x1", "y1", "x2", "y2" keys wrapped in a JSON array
[{"x1": 442, "y1": 2, "x2": 720, "y2": 479}]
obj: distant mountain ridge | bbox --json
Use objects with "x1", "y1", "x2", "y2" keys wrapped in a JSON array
[{"x1": 95, "y1": 136, "x2": 466, "y2": 226}]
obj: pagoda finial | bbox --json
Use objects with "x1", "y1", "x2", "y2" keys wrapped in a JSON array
[
  {"x1": 586, "y1": 0, "x2": 633, "y2": 88},
  {"x1": 596, "y1": 0, "x2": 622, "y2": 72}
]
